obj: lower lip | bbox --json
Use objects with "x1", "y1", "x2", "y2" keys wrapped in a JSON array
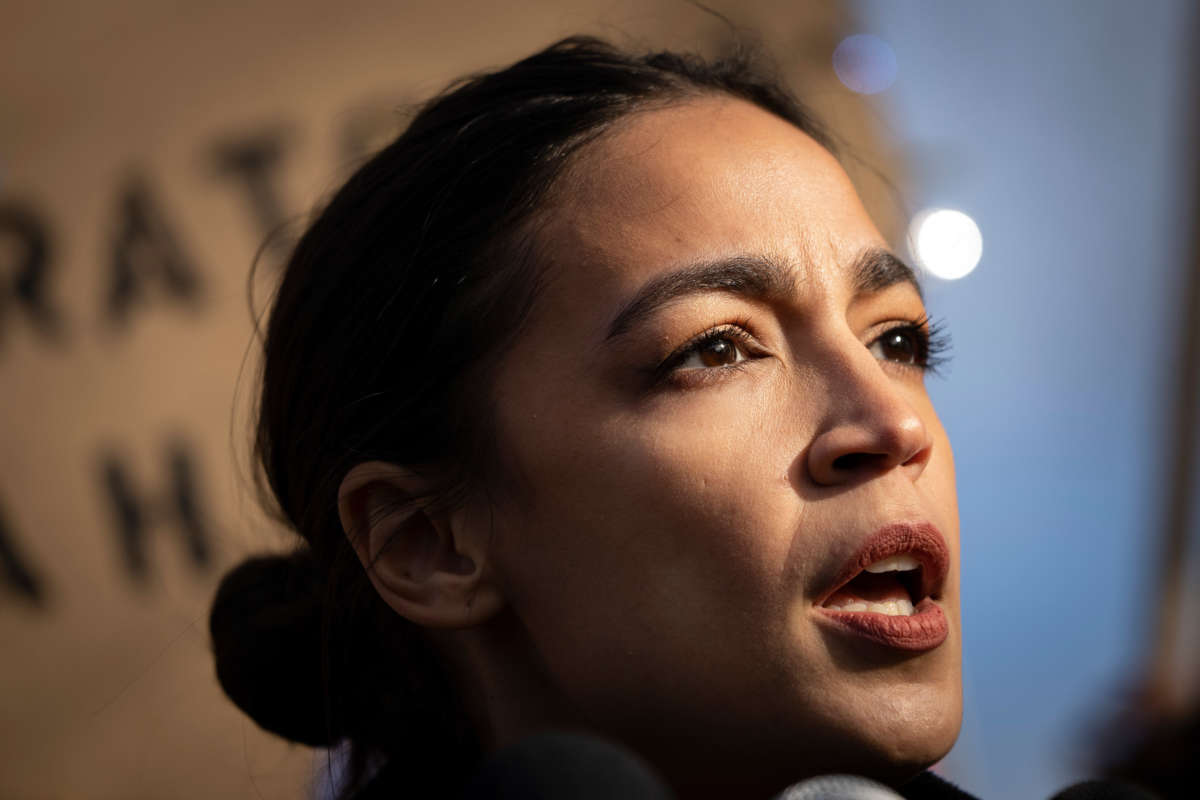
[{"x1": 815, "y1": 598, "x2": 948, "y2": 652}]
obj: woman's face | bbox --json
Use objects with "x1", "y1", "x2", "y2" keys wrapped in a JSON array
[{"x1": 479, "y1": 96, "x2": 961, "y2": 791}]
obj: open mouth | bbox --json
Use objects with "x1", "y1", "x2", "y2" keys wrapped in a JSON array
[
  {"x1": 820, "y1": 554, "x2": 924, "y2": 617},
  {"x1": 814, "y1": 522, "x2": 950, "y2": 651}
]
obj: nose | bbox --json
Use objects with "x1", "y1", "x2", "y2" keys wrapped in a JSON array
[{"x1": 805, "y1": 350, "x2": 933, "y2": 487}]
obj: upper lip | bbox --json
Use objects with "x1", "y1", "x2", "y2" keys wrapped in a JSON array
[{"x1": 815, "y1": 521, "x2": 950, "y2": 607}]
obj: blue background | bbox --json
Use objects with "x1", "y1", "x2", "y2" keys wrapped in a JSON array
[{"x1": 851, "y1": 1, "x2": 1198, "y2": 797}]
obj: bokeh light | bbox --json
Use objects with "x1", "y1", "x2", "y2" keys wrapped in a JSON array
[
  {"x1": 909, "y1": 208, "x2": 983, "y2": 280},
  {"x1": 832, "y1": 34, "x2": 898, "y2": 95}
]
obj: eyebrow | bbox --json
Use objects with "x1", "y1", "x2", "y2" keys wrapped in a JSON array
[
  {"x1": 851, "y1": 247, "x2": 923, "y2": 300},
  {"x1": 604, "y1": 247, "x2": 921, "y2": 341}
]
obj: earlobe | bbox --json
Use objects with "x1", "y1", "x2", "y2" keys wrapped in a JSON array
[{"x1": 337, "y1": 461, "x2": 504, "y2": 628}]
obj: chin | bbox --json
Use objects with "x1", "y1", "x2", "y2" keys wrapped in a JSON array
[
  {"x1": 795, "y1": 613, "x2": 964, "y2": 783},
  {"x1": 842, "y1": 684, "x2": 964, "y2": 786}
]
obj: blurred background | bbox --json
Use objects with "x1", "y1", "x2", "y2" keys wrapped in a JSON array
[{"x1": 1, "y1": 1, "x2": 1196, "y2": 798}]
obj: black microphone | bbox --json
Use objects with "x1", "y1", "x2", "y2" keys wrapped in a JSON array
[
  {"x1": 461, "y1": 731, "x2": 674, "y2": 799},
  {"x1": 773, "y1": 774, "x2": 905, "y2": 800},
  {"x1": 1049, "y1": 779, "x2": 1162, "y2": 799}
]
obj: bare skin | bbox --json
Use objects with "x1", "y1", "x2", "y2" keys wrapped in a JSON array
[{"x1": 340, "y1": 96, "x2": 962, "y2": 798}]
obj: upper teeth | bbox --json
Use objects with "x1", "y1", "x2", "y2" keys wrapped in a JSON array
[{"x1": 864, "y1": 554, "x2": 920, "y2": 573}]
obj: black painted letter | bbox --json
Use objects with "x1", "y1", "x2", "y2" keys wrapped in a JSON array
[
  {"x1": 107, "y1": 177, "x2": 202, "y2": 324},
  {"x1": 0, "y1": 500, "x2": 46, "y2": 606},
  {"x1": 210, "y1": 130, "x2": 293, "y2": 258},
  {"x1": 99, "y1": 439, "x2": 211, "y2": 583},
  {"x1": 0, "y1": 201, "x2": 63, "y2": 347}
]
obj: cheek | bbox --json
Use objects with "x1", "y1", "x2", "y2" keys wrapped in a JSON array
[
  {"x1": 487, "y1": 375, "x2": 809, "y2": 676},
  {"x1": 915, "y1": 410, "x2": 962, "y2": 645},
  {"x1": 923, "y1": 415, "x2": 959, "y2": 555}
]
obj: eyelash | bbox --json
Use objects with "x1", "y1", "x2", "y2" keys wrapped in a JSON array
[
  {"x1": 653, "y1": 314, "x2": 953, "y2": 386},
  {"x1": 875, "y1": 313, "x2": 953, "y2": 376}
]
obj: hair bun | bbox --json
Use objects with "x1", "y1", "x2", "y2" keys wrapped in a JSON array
[{"x1": 209, "y1": 550, "x2": 341, "y2": 747}]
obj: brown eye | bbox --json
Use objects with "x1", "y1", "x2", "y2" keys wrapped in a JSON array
[
  {"x1": 674, "y1": 330, "x2": 752, "y2": 372},
  {"x1": 870, "y1": 327, "x2": 924, "y2": 365},
  {"x1": 696, "y1": 337, "x2": 740, "y2": 367}
]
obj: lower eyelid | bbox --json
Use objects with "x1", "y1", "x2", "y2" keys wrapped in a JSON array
[{"x1": 663, "y1": 360, "x2": 754, "y2": 389}]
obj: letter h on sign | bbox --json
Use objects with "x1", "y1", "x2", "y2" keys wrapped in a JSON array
[{"x1": 99, "y1": 439, "x2": 212, "y2": 583}]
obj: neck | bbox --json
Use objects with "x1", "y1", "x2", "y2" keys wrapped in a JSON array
[{"x1": 432, "y1": 606, "x2": 570, "y2": 752}]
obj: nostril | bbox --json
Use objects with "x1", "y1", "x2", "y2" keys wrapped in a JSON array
[{"x1": 831, "y1": 452, "x2": 889, "y2": 473}]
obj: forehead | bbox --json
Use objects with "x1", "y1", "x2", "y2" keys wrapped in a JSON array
[{"x1": 533, "y1": 96, "x2": 888, "y2": 304}]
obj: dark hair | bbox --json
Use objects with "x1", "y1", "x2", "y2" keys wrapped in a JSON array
[{"x1": 209, "y1": 35, "x2": 831, "y2": 797}]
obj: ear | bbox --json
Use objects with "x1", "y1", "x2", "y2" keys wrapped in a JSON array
[{"x1": 337, "y1": 461, "x2": 504, "y2": 629}]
